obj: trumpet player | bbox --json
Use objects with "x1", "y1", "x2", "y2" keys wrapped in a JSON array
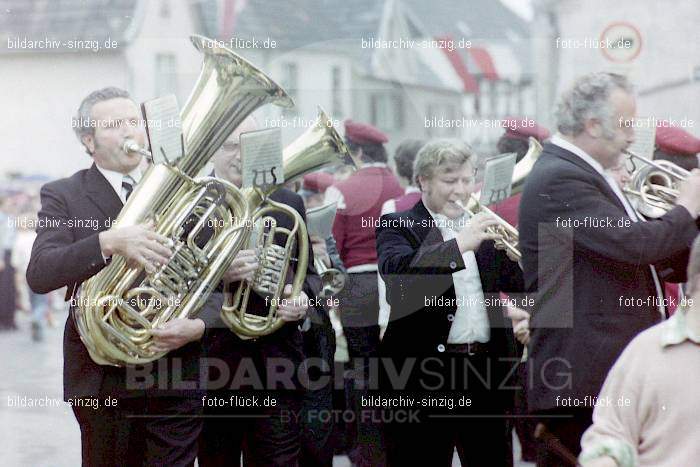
[
  {"x1": 518, "y1": 72, "x2": 700, "y2": 466},
  {"x1": 198, "y1": 117, "x2": 321, "y2": 466},
  {"x1": 376, "y1": 139, "x2": 525, "y2": 466},
  {"x1": 26, "y1": 87, "x2": 208, "y2": 466}
]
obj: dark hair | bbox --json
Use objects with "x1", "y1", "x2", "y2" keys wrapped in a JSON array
[
  {"x1": 393, "y1": 139, "x2": 425, "y2": 182},
  {"x1": 346, "y1": 139, "x2": 388, "y2": 163},
  {"x1": 73, "y1": 87, "x2": 132, "y2": 155},
  {"x1": 653, "y1": 148, "x2": 699, "y2": 172},
  {"x1": 496, "y1": 136, "x2": 530, "y2": 163}
]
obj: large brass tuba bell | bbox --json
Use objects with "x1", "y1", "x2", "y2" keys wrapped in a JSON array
[
  {"x1": 221, "y1": 107, "x2": 353, "y2": 338},
  {"x1": 74, "y1": 35, "x2": 294, "y2": 366}
]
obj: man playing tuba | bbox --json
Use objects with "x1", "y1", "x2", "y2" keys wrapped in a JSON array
[
  {"x1": 27, "y1": 87, "x2": 212, "y2": 466},
  {"x1": 198, "y1": 117, "x2": 323, "y2": 466}
]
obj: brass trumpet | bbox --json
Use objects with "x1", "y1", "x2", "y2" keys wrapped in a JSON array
[
  {"x1": 452, "y1": 136, "x2": 543, "y2": 262},
  {"x1": 455, "y1": 196, "x2": 521, "y2": 261},
  {"x1": 623, "y1": 149, "x2": 688, "y2": 218}
]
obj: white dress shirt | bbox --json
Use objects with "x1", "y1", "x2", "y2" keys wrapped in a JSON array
[
  {"x1": 550, "y1": 134, "x2": 666, "y2": 317},
  {"x1": 96, "y1": 165, "x2": 142, "y2": 204},
  {"x1": 425, "y1": 206, "x2": 490, "y2": 344},
  {"x1": 95, "y1": 165, "x2": 142, "y2": 264}
]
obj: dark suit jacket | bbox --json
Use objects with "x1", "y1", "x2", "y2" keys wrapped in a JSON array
[
  {"x1": 518, "y1": 142, "x2": 698, "y2": 412},
  {"x1": 376, "y1": 200, "x2": 524, "y2": 405},
  {"x1": 27, "y1": 163, "x2": 216, "y2": 400},
  {"x1": 200, "y1": 187, "x2": 324, "y2": 392}
]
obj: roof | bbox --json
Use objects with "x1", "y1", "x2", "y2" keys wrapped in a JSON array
[
  {"x1": 0, "y1": 0, "x2": 219, "y2": 54},
  {"x1": 401, "y1": 0, "x2": 532, "y2": 78},
  {"x1": 225, "y1": 0, "x2": 385, "y2": 51},
  {"x1": 0, "y1": 0, "x2": 139, "y2": 53},
  {"x1": 226, "y1": 0, "x2": 459, "y2": 91}
]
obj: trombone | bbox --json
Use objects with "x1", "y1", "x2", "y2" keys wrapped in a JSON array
[{"x1": 623, "y1": 149, "x2": 688, "y2": 218}]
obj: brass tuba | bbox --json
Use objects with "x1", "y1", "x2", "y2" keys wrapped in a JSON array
[
  {"x1": 623, "y1": 149, "x2": 688, "y2": 218},
  {"x1": 457, "y1": 136, "x2": 543, "y2": 261},
  {"x1": 221, "y1": 107, "x2": 353, "y2": 338},
  {"x1": 74, "y1": 35, "x2": 294, "y2": 366}
]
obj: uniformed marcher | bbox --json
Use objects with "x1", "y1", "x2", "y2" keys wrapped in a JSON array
[{"x1": 325, "y1": 119, "x2": 403, "y2": 466}]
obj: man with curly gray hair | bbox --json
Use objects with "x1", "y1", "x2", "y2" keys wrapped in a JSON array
[{"x1": 518, "y1": 72, "x2": 700, "y2": 465}]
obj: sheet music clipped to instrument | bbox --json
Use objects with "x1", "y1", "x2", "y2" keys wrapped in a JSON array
[{"x1": 241, "y1": 128, "x2": 284, "y2": 189}]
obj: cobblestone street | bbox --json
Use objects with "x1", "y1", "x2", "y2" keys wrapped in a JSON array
[
  {"x1": 2, "y1": 312, "x2": 534, "y2": 466},
  {"x1": 1, "y1": 311, "x2": 80, "y2": 467}
]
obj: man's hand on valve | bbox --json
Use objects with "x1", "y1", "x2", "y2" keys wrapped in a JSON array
[{"x1": 276, "y1": 283, "x2": 309, "y2": 322}]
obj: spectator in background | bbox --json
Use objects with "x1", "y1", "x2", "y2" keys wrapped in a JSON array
[
  {"x1": 324, "y1": 119, "x2": 403, "y2": 466},
  {"x1": 0, "y1": 196, "x2": 18, "y2": 330},
  {"x1": 12, "y1": 209, "x2": 49, "y2": 341}
]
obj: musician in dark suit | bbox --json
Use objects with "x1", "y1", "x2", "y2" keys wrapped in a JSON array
[
  {"x1": 198, "y1": 118, "x2": 323, "y2": 466},
  {"x1": 26, "y1": 87, "x2": 210, "y2": 466},
  {"x1": 376, "y1": 139, "x2": 526, "y2": 467},
  {"x1": 518, "y1": 72, "x2": 700, "y2": 465}
]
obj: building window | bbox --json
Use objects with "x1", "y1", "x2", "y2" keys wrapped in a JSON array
[
  {"x1": 155, "y1": 53, "x2": 178, "y2": 97},
  {"x1": 370, "y1": 92, "x2": 404, "y2": 131},
  {"x1": 281, "y1": 62, "x2": 298, "y2": 117},
  {"x1": 331, "y1": 66, "x2": 343, "y2": 117}
]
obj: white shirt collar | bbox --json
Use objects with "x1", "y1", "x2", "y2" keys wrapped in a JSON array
[
  {"x1": 550, "y1": 134, "x2": 607, "y2": 178},
  {"x1": 424, "y1": 202, "x2": 469, "y2": 231},
  {"x1": 95, "y1": 164, "x2": 142, "y2": 199},
  {"x1": 360, "y1": 162, "x2": 387, "y2": 169}
]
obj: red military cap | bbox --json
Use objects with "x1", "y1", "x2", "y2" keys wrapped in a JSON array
[
  {"x1": 655, "y1": 122, "x2": 700, "y2": 156},
  {"x1": 344, "y1": 119, "x2": 389, "y2": 145},
  {"x1": 502, "y1": 116, "x2": 550, "y2": 142},
  {"x1": 302, "y1": 172, "x2": 334, "y2": 193}
]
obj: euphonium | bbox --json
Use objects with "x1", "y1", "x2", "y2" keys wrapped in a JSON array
[
  {"x1": 623, "y1": 149, "x2": 688, "y2": 218},
  {"x1": 221, "y1": 107, "x2": 353, "y2": 338},
  {"x1": 456, "y1": 136, "x2": 543, "y2": 261},
  {"x1": 74, "y1": 35, "x2": 294, "y2": 366}
]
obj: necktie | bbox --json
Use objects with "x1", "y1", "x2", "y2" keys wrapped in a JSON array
[{"x1": 122, "y1": 176, "x2": 135, "y2": 202}]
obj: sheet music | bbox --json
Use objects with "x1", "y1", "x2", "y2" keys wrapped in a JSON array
[
  {"x1": 241, "y1": 128, "x2": 284, "y2": 189},
  {"x1": 480, "y1": 152, "x2": 517, "y2": 206},
  {"x1": 142, "y1": 95, "x2": 183, "y2": 164},
  {"x1": 306, "y1": 202, "x2": 337, "y2": 239}
]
